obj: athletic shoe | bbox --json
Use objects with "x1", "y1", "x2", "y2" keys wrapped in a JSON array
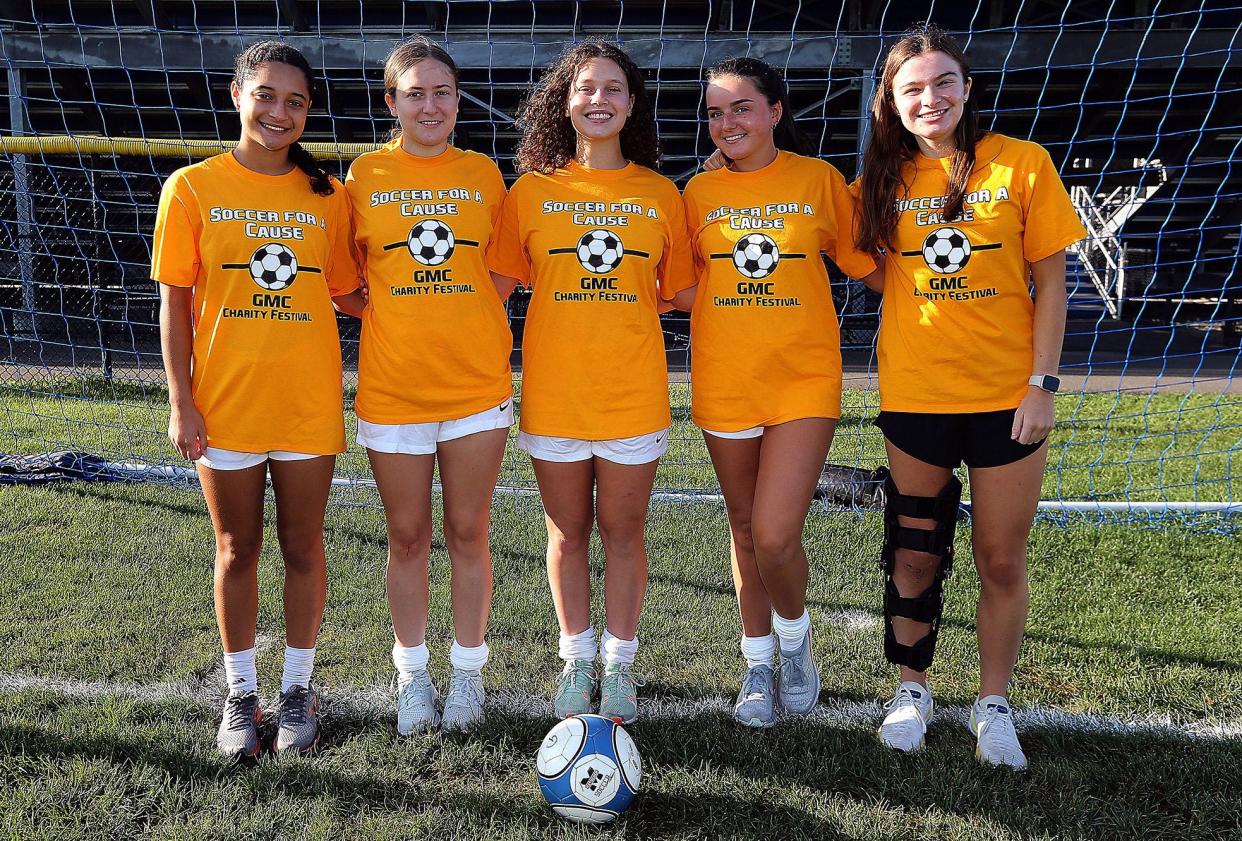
[
  {"x1": 216, "y1": 689, "x2": 262, "y2": 761},
  {"x1": 968, "y1": 694, "x2": 1028, "y2": 770},
  {"x1": 440, "y1": 668, "x2": 485, "y2": 732},
  {"x1": 878, "y1": 680, "x2": 934, "y2": 752},
  {"x1": 553, "y1": 659, "x2": 597, "y2": 719},
  {"x1": 598, "y1": 663, "x2": 645, "y2": 725},
  {"x1": 274, "y1": 683, "x2": 321, "y2": 755},
  {"x1": 733, "y1": 663, "x2": 778, "y2": 728},
  {"x1": 395, "y1": 669, "x2": 440, "y2": 735},
  {"x1": 777, "y1": 627, "x2": 821, "y2": 715}
]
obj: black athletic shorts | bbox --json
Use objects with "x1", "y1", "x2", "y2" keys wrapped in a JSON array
[{"x1": 873, "y1": 409, "x2": 1046, "y2": 469}]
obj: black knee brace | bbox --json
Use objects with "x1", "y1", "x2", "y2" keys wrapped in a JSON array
[{"x1": 880, "y1": 474, "x2": 962, "y2": 672}]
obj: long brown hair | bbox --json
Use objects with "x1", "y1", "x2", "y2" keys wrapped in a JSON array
[
  {"x1": 856, "y1": 25, "x2": 982, "y2": 253},
  {"x1": 514, "y1": 40, "x2": 660, "y2": 174}
]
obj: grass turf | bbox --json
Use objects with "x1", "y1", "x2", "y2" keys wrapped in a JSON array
[{"x1": 0, "y1": 480, "x2": 1240, "y2": 840}]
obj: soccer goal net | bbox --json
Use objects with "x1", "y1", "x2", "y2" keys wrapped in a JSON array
[{"x1": 0, "y1": 2, "x2": 1238, "y2": 528}]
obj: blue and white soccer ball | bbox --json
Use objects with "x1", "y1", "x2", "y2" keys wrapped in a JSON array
[{"x1": 536, "y1": 714, "x2": 642, "y2": 824}]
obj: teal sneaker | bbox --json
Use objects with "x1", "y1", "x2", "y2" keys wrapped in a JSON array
[
  {"x1": 553, "y1": 659, "x2": 597, "y2": 718},
  {"x1": 599, "y1": 663, "x2": 645, "y2": 725}
]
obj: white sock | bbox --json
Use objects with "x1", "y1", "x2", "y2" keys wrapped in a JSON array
[
  {"x1": 392, "y1": 641, "x2": 430, "y2": 678},
  {"x1": 740, "y1": 633, "x2": 777, "y2": 668},
  {"x1": 772, "y1": 608, "x2": 811, "y2": 653},
  {"x1": 601, "y1": 629, "x2": 638, "y2": 667},
  {"x1": 223, "y1": 647, "x2": 257, "y2": 693},
  {"x1": 558, "y1": 627, "x2": 597, "y2": 662},
  {"x1": 449, "y1": 639, "x2": 489, "y2": 672},
  {"x1": 280, "y1": 645, "x2": 316, "y2": 693}
]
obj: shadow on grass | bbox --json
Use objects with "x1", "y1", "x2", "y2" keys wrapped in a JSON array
[{"x1": 7, "y1": 694, "x2": 1238, "y2": 841}]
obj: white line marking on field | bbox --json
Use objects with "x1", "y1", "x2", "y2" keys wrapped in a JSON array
[{"x1": 2, "y1": 672, "x2": 1238, "y2": 742}]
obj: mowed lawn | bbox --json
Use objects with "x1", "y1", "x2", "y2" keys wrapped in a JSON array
[
  {"x1": 1, "y1": 375, "x2": 1239, "y2": 502},
  {"x1": 0, "y1": 475, "x2": 1239, "y2": 840}
]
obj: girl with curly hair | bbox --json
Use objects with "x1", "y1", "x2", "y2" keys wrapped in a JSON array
[{"x1": 487, "y1": 41, "x2": 693, "y2": 724}]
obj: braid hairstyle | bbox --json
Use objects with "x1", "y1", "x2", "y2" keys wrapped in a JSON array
[
  {"x1": 704, "y1": 56, "x2": 811, "y2": 156},
  {"x1": 233, "y1": 40, "x2": 335, "y2": 196},
  {"x1": 856, "y1": 23, "x2": 983, "y2": 253},
  {"x1": 514, "y1": 40, "x2": 660, "y2": 174}
]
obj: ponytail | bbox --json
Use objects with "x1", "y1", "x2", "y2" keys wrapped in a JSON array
[{"x1": 287, "y1": 141, "x2": 334, "y2": 196}]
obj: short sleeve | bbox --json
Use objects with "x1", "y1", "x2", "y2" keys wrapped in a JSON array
[
  {"x1": 682, "y1": 181, "x2": 708, "y2": 283},
  {"x1": 324, "y1": 184, "x2": 361, "y2": 297},
  {"x1": 485, "y1": 179, "x2": 531, "y2": 285},
  {"x1": 1022, "y1": 145, "x2": 1088, "y2": 263},
  {"x1": 656, "y1": 186, "x2": 696, "y2": 300},
  {"x1": 484, "y1": 161, "x2": 507, "y2": 228},
  {"x1": 820, "y1": 165, "x2": 877, "y2": 279},
  {"x1": 151, "y1": 170, "x2": 201, "y2": 287}
]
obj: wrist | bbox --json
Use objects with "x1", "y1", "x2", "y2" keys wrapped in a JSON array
[{"x1": 1028, "y1": 373, "x2": 1060, "y2": 394}]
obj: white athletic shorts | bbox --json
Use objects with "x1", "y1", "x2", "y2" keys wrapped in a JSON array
[
  {"x1": 357, "y1": 398, "x2": 514, "y2": 455},
  {"x1": 198, "y1": 448, "x2": 319, "y2": 471},
  {"x1": 517, "y1": 427, "x2": 670, "y2": 465},
  {"x1": 701, "y1": 425, "x2": 764, "y2": 440}
]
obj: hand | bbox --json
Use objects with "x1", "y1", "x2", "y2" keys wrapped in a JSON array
[
  {"x1": 358, "y1": 273, "x2": 370, "y2": 306},
  {"x1": 1011, "y1": 387, "x2": 1055, "y2": 445},
  {"x1": 168, "y1": 401, "x2": 208, "y2": 461},
  {"x1": 702, "y1": 150, "x2": 729, "y2": 172}
]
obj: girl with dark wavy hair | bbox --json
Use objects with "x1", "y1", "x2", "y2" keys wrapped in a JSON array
[
  {"x1": 855, "y1": 25, "x2": 1085, "y2": 767},
  {"x1": 675, "y1": 57, "x2": 878, "y2": 727},
  {"x1": 488, "y1": 41, "x2": 693, "y2": 724},
  {"x1": 154, "y1": 40, "x2": 360, "y2": 760}
]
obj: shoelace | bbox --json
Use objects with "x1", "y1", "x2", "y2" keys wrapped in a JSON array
[
  {"x1": 446, "y1": 670, "x2": 483, "y2": 708},
  {"x1": 562, "y1": 661, "x2": 597, "y2": 688},
  {"x1": 279, "y1": 687, "x2": 310, "y2": 726},
  {"x1": 225, "y1": 694, "x2": 258, "y2": 731},
  {"x1": 739, "y1": 667, "x2": 772, "y2": 702},
  {"x1": 602, "y1": 667, "x2": 647, "y2": 697},
  {"x1": 780, "y1": 655, "x2": 805, "y2": 686},
  {"x1": 395, "y1": 672, "x2": 434, "y2": 713},
  {"x1": 884, "y1": 686, "x2": 918, "y2": 712}
]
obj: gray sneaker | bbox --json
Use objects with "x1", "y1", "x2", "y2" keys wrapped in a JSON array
[
  {"x1": 217, "y1": 689, "x2": 262, "y2": 761},
  {"x1": 395, "y1": 669, "x2": 440, "y2": 735},
  {"x1": 777, "y1": 627, "x2": 821, "y2": 715},
  {"x1": 553, "y1": 659, "x2": 597, "y2": 718},
  {"x1": 440, "y1": 668, "x2": 485, "y2": 732},
  {"x1": 599, "y1": 663, "x2": 645, "y2": 725},
  {"x1": 274, "y1": 683, "x2": 321, "y2": 755},
  {"x1": 733, "y1": 663, "x2": 778, "y2": 728}
]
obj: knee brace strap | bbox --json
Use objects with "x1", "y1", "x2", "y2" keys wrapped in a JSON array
[{"x1": 879, "y1": 475, "x2": 962, "y2": 671}]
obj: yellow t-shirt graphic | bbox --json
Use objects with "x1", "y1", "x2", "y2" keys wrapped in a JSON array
[
  {"x1": 875, "y1": 133, "x2": 1087, "y2": 413},
  {"x1": 346, "y1": 142, "x2": 511, "y2": 424},
  {"x1": 151, "y1": 153, "x2": 359, "y2": 455},
  {"x1": 487, "y1": 162, "x2": 694, "y2": 439},
  {"x1": 684, "y1": 151, "x2": 876, "y2": 430}
]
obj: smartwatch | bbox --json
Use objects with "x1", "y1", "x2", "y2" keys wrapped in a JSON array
[{"x1": 1028, "y1": 374, "x2": 1061, "y2": 394}]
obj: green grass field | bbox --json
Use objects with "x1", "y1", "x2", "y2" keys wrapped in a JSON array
[{"x1": 2, "y1": 375, "x2": 1242, "y2": 839}]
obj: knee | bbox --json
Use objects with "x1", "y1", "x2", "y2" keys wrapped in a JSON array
[
  {"x1": 974, "y1": 547, "x2": 1028, "y2": 591},
  {"x1": 729, "y1": 518, "x2": 755, "y2": 557},
  {"x1": 548, "y1": 522, "x2": 592, "y2": 558},
  {"x1": 277, "y1": 529, "x2": 325, "y2": 575},
  {"x1": 215, "y1": 536, "x2": 261, "y2": 577},
  {"x1": 596, "y1": 517, "x2": 645, "y2": 557},
  {"x1": 892, "y1": 550, "x2": 943, "y2": 594},
  {"x1": 751, "y1": 523, "x2": 800, "y2": 565},
  {"x1": 386, "y1": 521, "x2": 432, "y2": 567},
  {"x1": 443, "y1": 515, "x2": 489, "y2": 559}
]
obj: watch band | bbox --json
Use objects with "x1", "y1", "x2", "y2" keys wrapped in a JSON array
[{"x1": 1028, "y1": 374, "x2": 1061, "y2": 393}]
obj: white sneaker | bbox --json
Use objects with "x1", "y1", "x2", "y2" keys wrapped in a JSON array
[
  {"x1": 878, "y1": 681, "x2": 934, "y2": 752},
  {"x1": 968, "y1": 694, "x2": 1028, "y2": 770},
  {"x1": 440, "y1": 668, "x2": 485, "y2": 732},
  {"x1": 394, "y1": 669, "x2": 439, "y2": 735}
]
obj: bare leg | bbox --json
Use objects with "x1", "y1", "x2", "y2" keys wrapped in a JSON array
[
  {"x1": 703, "y1": 433, "x2": 769, "y2": 636},
  {"x1": 967, "y1": 441, "x2": 1048, "y2": 698},
  {"x1": 532, "y1": 457, "x2": 596, "y2": 636},
  {"x1": 268, "y1": 455, "x2": 335, "y2": 648},
  {"x1": 437, "y1": 427, "x2": 508, "y2": 647},
  {"x1": 366, "y1": 450, "x2": 435, "y2": 647},
  {"x1": 593, "y1": 456, "x2": 660, "y2": 640},
  {"x1": 198, "y1": 461, "x2": 267, "y2": 653}
]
